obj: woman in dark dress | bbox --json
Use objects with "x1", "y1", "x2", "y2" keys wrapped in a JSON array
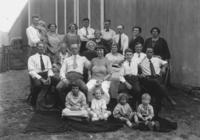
[
  {"x1": 129, "y1": 26, "x2": 144, "y2": 52},
  {"x1": 143, "y1": 27, "x2": 170, "y2": 60}
]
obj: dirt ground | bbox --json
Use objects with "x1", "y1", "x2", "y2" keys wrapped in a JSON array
[{"x1": 0, "y1": 70, "x2": 200, "y2": 140}]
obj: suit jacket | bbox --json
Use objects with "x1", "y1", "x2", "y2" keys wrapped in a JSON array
[{"x1": 129, "y1": 36, "x2": 144, "y2": 52}]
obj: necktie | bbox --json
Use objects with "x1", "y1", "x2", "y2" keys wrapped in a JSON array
[
  {"x1": 149, "y1": 59, "x2": 156, "y2": 76},
  {"x1": 118, "y1": 34, "x2": 121, "y2": 51},
  {"x1": 86, "y1": 28, "x2": 89, "y2": 36},
  {"x1": 128, "y1": 61, "x2": 131, "y2": 66},
  {"x1": 73, "y1": 55, "x2": 78, "y2": 69},
  {"x1": 40, "y1": 55, "x2": 45, "y2": 71},
  {"x1": 138, "y1": 53, "x2": 140, "y2": 58}
]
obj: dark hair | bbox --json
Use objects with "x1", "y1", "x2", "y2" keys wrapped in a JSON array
[
  {"x1": 117, "y1": 93, "x2": 128, "y2": 103},
  {"x1": 83, "y1": 18, "x2": 89, "y2": 21},
  {"x1": 135, "y1": 42, "x2": 143, "y2": 47},
  {"x1": 70, "y1": 81, "x2": 79, "y2": 88},
  {"x1": 95, "y1": 44, "x2": 105, "y2": 51},
  {"x1": 150, "y1": 27, "x2": 160, "y2": 34},
  {"x1": 68, "y1": 23, "x2": 78, "y2": 30},
  {"x1": 32, "y1": 16, "x2": 39, "y2": 19},
  {"x1": 132, "y1": 26, "x2": 142, "y2": 33},
  {"x1": 125, "y1": 48, "x2": 133, "y2": 54},
  {"x1": 47, "y1": 23, "x2": 57, "y2": 29},
  {"x1": 105, "y1": 19, "x2": 111, "y2": 23}
]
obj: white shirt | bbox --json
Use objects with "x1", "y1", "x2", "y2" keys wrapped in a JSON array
[
  {"x1": 59, "y1": 52, "x2": 70, "y2": 65},
  {"x1": 140, "y1": 57, "x2": 167, "y2": 76},
  {"x1": 120, "y1": 60, "x2": 138, "y2": 82},
  {"x1": 101, "y1": 29, "x2": 116, "y2": 41},
  {"x1": 78, "y1": 26, "x2": 95, "y2": 41},
  {"x1": 26, "y1": 25, "x2": 41, "y2": 47},
  {"x1": 113, "y1": 33, "x2": 129, "y2": 55},
  {"x1": 28, "y1": 53, "x2": 54, "y2": 79},
  {"x1": 132, "y1": 52, "x2": 146, "y2": 64},
  {"x1": 60, "y1": 55, "x2": 90, "y2": 80}
]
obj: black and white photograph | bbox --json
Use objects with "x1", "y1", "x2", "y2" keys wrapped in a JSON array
[{"x1": 0, "y1": 0, "x2": 199, "y2": 139}]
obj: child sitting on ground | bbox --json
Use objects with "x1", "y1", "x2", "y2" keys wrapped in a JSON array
[
  {"x1": 135, "y1": 93, "x2": 159, "y2": 130},
  {"x1": 90, "y1": 86, "x2": 111, "y2": 121},
  {"x1": 62, "y1": 82, "x2": 89, "y2": 119},
  {"x1": 113, "y1": 93, "x2": 136, "y2": 128}
]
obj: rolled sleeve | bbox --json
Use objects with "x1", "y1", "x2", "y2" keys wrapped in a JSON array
[
  {"x1": 119, "y1": 65, "x2": 126, "y2": 83},
  {"x1": 60, "y1": 59, "x2": 67, "y2": 80}
]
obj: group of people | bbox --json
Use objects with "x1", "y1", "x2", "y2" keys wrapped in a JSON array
[{"x1": 26, "y1": 15, "x2": 176, "y2": 130}]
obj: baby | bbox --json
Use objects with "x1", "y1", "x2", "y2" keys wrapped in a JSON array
[
  {"x1": 90, "y1": 86, "x2": 111, "y2": 121},
  {"x1": 135, "y1": 93, "x2": 159, "y2": 130},
  {"x1": 113, "y1": 93, "x2": 136, "y2": 127}
]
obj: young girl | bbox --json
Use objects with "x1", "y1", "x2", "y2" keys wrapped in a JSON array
[
  {"x1": 90, "y1": 86, "x2": 111, "y2": 121},
  {"x1": 135, "y1": 93, "x2": 159, "y2": 130},
  {"x1": 113, "y1": 93, "x2": 136, "y2": 127},
  {"x1": 62, "y1": 82, "x2": 89, "y2": 118}
]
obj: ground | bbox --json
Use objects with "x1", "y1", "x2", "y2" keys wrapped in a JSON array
[{"x1": 0, "y1": 70, "x2": 200, "y2": 140}]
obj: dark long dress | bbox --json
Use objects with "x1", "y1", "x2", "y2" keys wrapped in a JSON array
[
  {"x1": 143, "y1": 37, "x2": 170, "y2": 60},
  {"x1": 129, "y1": 36, "x2": 144, "y2": 52}
]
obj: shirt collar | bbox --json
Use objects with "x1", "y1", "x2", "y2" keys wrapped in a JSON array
[{"x1": 152, "y1": 37, "x2": 159, "y2": 41}]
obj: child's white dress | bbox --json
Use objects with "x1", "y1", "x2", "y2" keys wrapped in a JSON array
[{"x1": 90, "y1": 98, "x2": 111, "y2": 121}]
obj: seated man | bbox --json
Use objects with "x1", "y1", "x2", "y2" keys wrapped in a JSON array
[
  {"x1": 139, "y1": 47, "x2": 176, "y2": 116},
  {"x1": 57, "y1": 43, "x2": 91, "y2": 107},
  {"x1": 119, "y1": 48, "x2": 141, "y2": 108},
  {"x1": 28, "y1": 42, "x2": 58, "y2": 107},
  {"x1": 62, "y1": 82, "x2": 89, "y2": 118}
]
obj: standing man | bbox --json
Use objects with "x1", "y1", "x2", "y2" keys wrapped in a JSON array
[
  {"x1": 28, "y1": 42, "x2": 55, "y2": 106},
  {"x1": 78, "y1": 18, "x2": 95, "y2": 54},
  {"x1": 113, "y1": 25, "x2": 129, "y2": 55},
  {"x1": 26, "y1": 16, "x2": 41, "y2": 56},
  {"x1": 57, "y1": 43, "x2": 91, "y2": 107},
  {"x1": 101, "y1": 20, "x2": 116, "y2": 52},
  {"x1": 129, "y1": 26, "x2": 144, "y2": 52},
  {"x1": 139, "y1": 47, "x2": 176, "y2": 116},
  {"x1": 119, "y1": 48, "x2": 141, "y2": 108}
]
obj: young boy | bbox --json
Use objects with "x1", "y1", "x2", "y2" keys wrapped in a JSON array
[
  {"x1": 135, "y1": 93, "x2": 160, "y2": 130},
  {"x1": 62, "y1": 82, "x2": 89, "y2": 118}
]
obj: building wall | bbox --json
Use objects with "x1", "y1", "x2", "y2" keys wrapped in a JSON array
[{"x1": 8, "y1": 0, "x2": 200, "y2": 87}]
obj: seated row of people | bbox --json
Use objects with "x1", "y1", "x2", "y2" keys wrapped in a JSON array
[
  {"x1": 62, "y1": 81, "x2": 159, "y2": 130},
  {"x1": 28, "y1": 41, "x2": 175, "y2": 119}
]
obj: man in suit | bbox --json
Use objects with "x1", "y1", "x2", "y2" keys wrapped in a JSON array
[{"x1": 129, "y1": 26, "x2": 144, "y2": 52}]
